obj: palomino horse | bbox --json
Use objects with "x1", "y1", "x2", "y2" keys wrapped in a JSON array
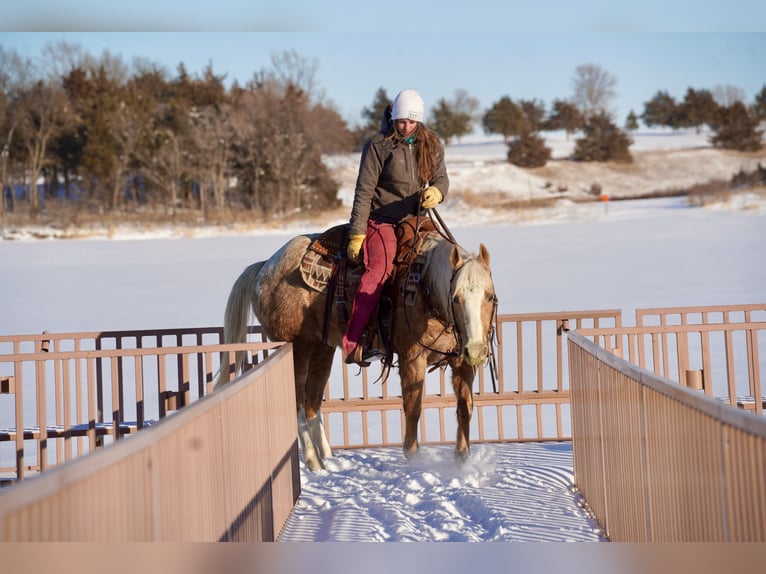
[{"x1": 215, "y1": 225, "x2": 497, "y2": 471}]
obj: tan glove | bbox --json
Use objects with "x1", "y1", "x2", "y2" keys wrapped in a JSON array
[
  {"x1": 346, "y1": 234, "x2": 365, "y2": 263},
  {"x1": 421, "y1": 186, "x2": 443, "y2": 209}
]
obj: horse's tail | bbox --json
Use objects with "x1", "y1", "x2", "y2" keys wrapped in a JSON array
[{"x1": 215, "y1": 261, "x2": 266, "y2": 389}]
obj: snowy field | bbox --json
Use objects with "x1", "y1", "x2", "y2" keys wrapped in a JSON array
[{"x1": 1, "y1": 130, "x2": 765, "y2": 543}]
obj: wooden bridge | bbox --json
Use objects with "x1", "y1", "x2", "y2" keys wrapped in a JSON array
[{"x1": 0, "y1": 303, "x2": 764, "y2": 541}]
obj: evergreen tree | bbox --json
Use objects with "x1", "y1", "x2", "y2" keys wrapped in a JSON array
[
  {"x1": 507, "y1": 130, "x2": 551, "y2": 168},
  {"x1": 677, "y1": 87, "x2": 718, "y2": 132},
  {"x1": 754, "y1": 84, "x2": 766, "y2": 121},
  {"x1": 482, "y1": 96, "x2": 527, "y2": 142},
  {"x1": 573, "y1": 112, "x2": 633, "y2": 162},
  {"x1": 430, "y1": 98, "x2": 472, "y2": 144},
  {"x1": 641, "y1": 90, "x2": 679, "y2": 128},
  {"x1": 518, "y1": 98, "x2": 546, "y2": 133},
  {"x1": 543, "y1": 99, "x2": 585, "y2": 138},
  {"x1": 361, "y1": 87, "x2": 391, "y2": 134},
  {"x1": 624, "y1": 110, "x2": 639, "y2": 131},
  {"x1": 710, "y1": 101, "x2": 763, "y2": 151}
]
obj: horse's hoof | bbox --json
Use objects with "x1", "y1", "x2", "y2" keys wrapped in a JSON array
[
  {"x1": 402, "y1": 443, "x2": 419, "y2": 461},
  {"x1": 454, "y1": 449, "x2": 470, "y2": 464},
  {"x1": 303, "y1": 457, "x2": 325, "y2": 472}
]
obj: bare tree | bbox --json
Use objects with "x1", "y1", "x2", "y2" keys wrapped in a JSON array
[
  {"x1": 269, "y1": 50, "x2": 321, "y2": 102},
  {"x1": 712, "y1": 84, "x2": 746, "y2": 108},
  {"x1": 452, "y1": 89, "x2": 481, "y2": 121},
  {"x1": 571, "y1": 64, "x2": 617, "y2": 120},
  {"x1": 0, "y1": 46, "x2": 33, "y2": 216},
  {"x1": 189, "y1": 103, "x2": 235, "y2": 212},
  {"x1": 17, "y1": 80, "x2": 75, "y2": 213}
]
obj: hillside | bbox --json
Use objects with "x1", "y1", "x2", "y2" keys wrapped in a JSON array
[
  {"x1": 332, "y1": 130, "x2": 763, "y2": 201},
  {"x1": 2, "y1": 129, "x2": 765, "y2": 241}
]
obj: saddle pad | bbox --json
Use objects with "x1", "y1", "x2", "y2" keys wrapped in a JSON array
[{"x1": 300, "y1": 249, "x2": 335, "y2": 292}]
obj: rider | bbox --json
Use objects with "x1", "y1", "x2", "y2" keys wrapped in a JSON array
[{"x1": 342, "y1": 88, "x2": 450, "y2": 365}]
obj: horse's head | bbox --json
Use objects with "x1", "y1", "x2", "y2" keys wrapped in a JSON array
[{"x1": 449, "y1": 243, "x2": 498, "y2": 366}]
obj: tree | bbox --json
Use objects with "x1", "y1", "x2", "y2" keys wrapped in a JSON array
[
  {"x1": 0, "y1": 45, "x2": 33, "y2": 216},
  {"x1": 677, "y1": 87, "x2": 718, "y2": 132},
  {"x1": 518, "y1": 98, "x2": 546, "y2": 133},
  {"x1": 573, "y1": 112, "x2": 633, "y2": 162},
  {"x1": 17, "y1": 80, "x2": 75, "y2": 213},
  {"x1": 712, "y1": 84, "x2": 746, "y2": 107},
  {"x1": 753, "y1": 85, "x2": 766, "y2": 121},
  {"x1": 570, "y1": 64, "x2": 617, "y2": 120},
  {"x1": 429, "y1": 98, "x2": 472, "y2": 144},
  {"x1": 482, "y1": 96, "x2": 527, "y2": 142},
  {"x1": 641, "y1": 90, "x2": 679, "y2": 128},
  {"x1": 451, "y1": 88, "x2": 480, "y2": 124},
  {"x1": 507, "y1": 131, "x2": 551, "y2": 168},
  {"x1": 269, "y1": 49, "x2": 321, "y2": 103},
  {"x1": 624, "y1": 110, "x2": 639, "y2": 131},
  {"x1": 429, "y1": 90, "x2": 477, "y2": 144},
  {"x1": 710, "y1": 101, "x2": 763, "y2": 151},
  {"x1": 357, "y1": 87, "x2": 391, "y2": 147},
  {"x1": 543, "y1": 99, "x2": 585, "y2": 138}
]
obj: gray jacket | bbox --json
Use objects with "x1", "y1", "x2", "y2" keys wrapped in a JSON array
[{"x1": 348, "y1": 131, "x2": 449, "y2": 236}]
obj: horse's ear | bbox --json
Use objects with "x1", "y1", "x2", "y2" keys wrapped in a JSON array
[
  {"x1": 450, "y1": 245, "x2": 463, "y2": 269},
  {"x1": 478, "y1": 243, "x2": 491, "y2": 267}
]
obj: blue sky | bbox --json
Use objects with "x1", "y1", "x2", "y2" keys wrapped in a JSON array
[{"x1": 3, "y1": 32, "x2": 764, "y2": 128}]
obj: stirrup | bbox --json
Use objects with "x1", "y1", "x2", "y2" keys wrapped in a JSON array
[{"x1": 345, "y1": 345, "x2": 385, "y2": 367}]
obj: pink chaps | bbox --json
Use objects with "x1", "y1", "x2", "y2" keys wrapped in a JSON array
[{"x1": 342, "y1": 220, "x2": 397, "y2": 356}]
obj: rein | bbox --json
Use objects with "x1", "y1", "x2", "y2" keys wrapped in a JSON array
[
  {"x1": 398, "y1": 212, "x2": 462, "y2": 364},
  {"x1": 421, "y1": 210, "x2": 501, "y2": 392}
]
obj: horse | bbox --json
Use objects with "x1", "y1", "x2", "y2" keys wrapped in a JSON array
[{"x1": 215, "y1": 221, "x2": 497, "y2": 471}]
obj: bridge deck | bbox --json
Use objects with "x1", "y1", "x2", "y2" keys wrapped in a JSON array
[{"x1": 278, "y1": 441, "x2": 606, "y2": 542}]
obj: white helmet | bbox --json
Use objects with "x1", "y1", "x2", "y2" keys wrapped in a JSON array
[{"x1": 391, "y1": 89, "x2": 424, "y2": 122}]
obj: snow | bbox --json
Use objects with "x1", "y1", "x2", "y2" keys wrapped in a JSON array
[
  {"x1": 279, "y1": 443, "x2": 604, "y2": 542},
  {"x1": 1, "y1": 129, "x2": 765, "y2": 543}
]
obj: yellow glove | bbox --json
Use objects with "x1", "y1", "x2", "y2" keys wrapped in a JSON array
[
  {"x1": 421, "y1": 186, "x2": 443, "y2": 209},
  {"x1": 346, "y1": 234, "x2": 365, "y2": 263}
]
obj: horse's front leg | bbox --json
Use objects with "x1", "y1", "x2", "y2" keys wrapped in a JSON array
[
  {"x1": 399, "y1": 353, "x2": 427, "y2": 460},
  {"x1": 451, "y1": 362, "x2": 476, "y2": 462}
]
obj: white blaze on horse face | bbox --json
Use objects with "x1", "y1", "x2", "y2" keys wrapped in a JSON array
[{"x1": 460, "y1": 282, "x2": 489, "y2": 366}]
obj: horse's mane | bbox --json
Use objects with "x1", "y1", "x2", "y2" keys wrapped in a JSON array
[{"x1": 420, "y1": 235, "x2": 488, "y2": 313}]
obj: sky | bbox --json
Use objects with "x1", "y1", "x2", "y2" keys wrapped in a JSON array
[{"x1": 1, "y1": 29, "x2": 764, "y2": 129}]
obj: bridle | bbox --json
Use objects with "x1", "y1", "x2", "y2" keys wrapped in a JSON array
[{"x1": 399, "y1": 209, "x2": 500, "y2": 391}]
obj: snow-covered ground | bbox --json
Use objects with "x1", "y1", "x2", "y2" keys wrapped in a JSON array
[{"x1": 1, "y1": 129, "x2": 765, "y2": 543}]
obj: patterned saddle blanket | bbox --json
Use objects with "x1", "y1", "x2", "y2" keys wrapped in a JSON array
[{"x1": 299, "y1": 216, "x2": 437, "y2": 294}]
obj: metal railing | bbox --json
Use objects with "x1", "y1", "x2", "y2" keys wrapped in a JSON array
[
  {"x1": 0, "y1": 343, "x2": 299, "y2": 542},
  {"x1": 576, "y1": 320, "x2": 766, "y2": 414},
  {"x1": 568, "y1": 331, "x2": 766, "y2": 541},
  {"x1": 322, "y1": 309, "x2": 622, "y2": 448},
  {"x1": 0, "y1": 327, "x2": 271, "y2": 483}
]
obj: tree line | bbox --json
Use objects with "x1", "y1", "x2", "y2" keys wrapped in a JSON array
[{"x1": 1, "y1": 45, "x2": 764, "y2": 222}]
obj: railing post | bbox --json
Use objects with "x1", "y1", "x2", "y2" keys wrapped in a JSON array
[{"x1": 685, "y1": 369, "x2": 704, "y2": 391}]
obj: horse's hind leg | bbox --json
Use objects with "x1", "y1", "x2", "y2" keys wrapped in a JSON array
[
  {"x1": 294, "y1": 339, "x2": 335, "y2": 470},
  {"x1": 451, "y1": 362, "x2": 476, "y2": 462},
  {"x1": 305, "y1": 343, "x2": 335, "y2": 461}
]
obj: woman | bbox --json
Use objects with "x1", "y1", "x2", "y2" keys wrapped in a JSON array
[{"x1": 343, "y1": 89, "x2": 449, "y2": 365}]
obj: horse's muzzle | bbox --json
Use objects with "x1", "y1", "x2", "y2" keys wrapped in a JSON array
[{"x1": 464, "y1": 341, "x2": 488, "y2": 366}]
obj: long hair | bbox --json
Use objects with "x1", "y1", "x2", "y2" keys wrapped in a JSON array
[{"x1": 384, "y1": 117, "x2": 443, "y2": 187}]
